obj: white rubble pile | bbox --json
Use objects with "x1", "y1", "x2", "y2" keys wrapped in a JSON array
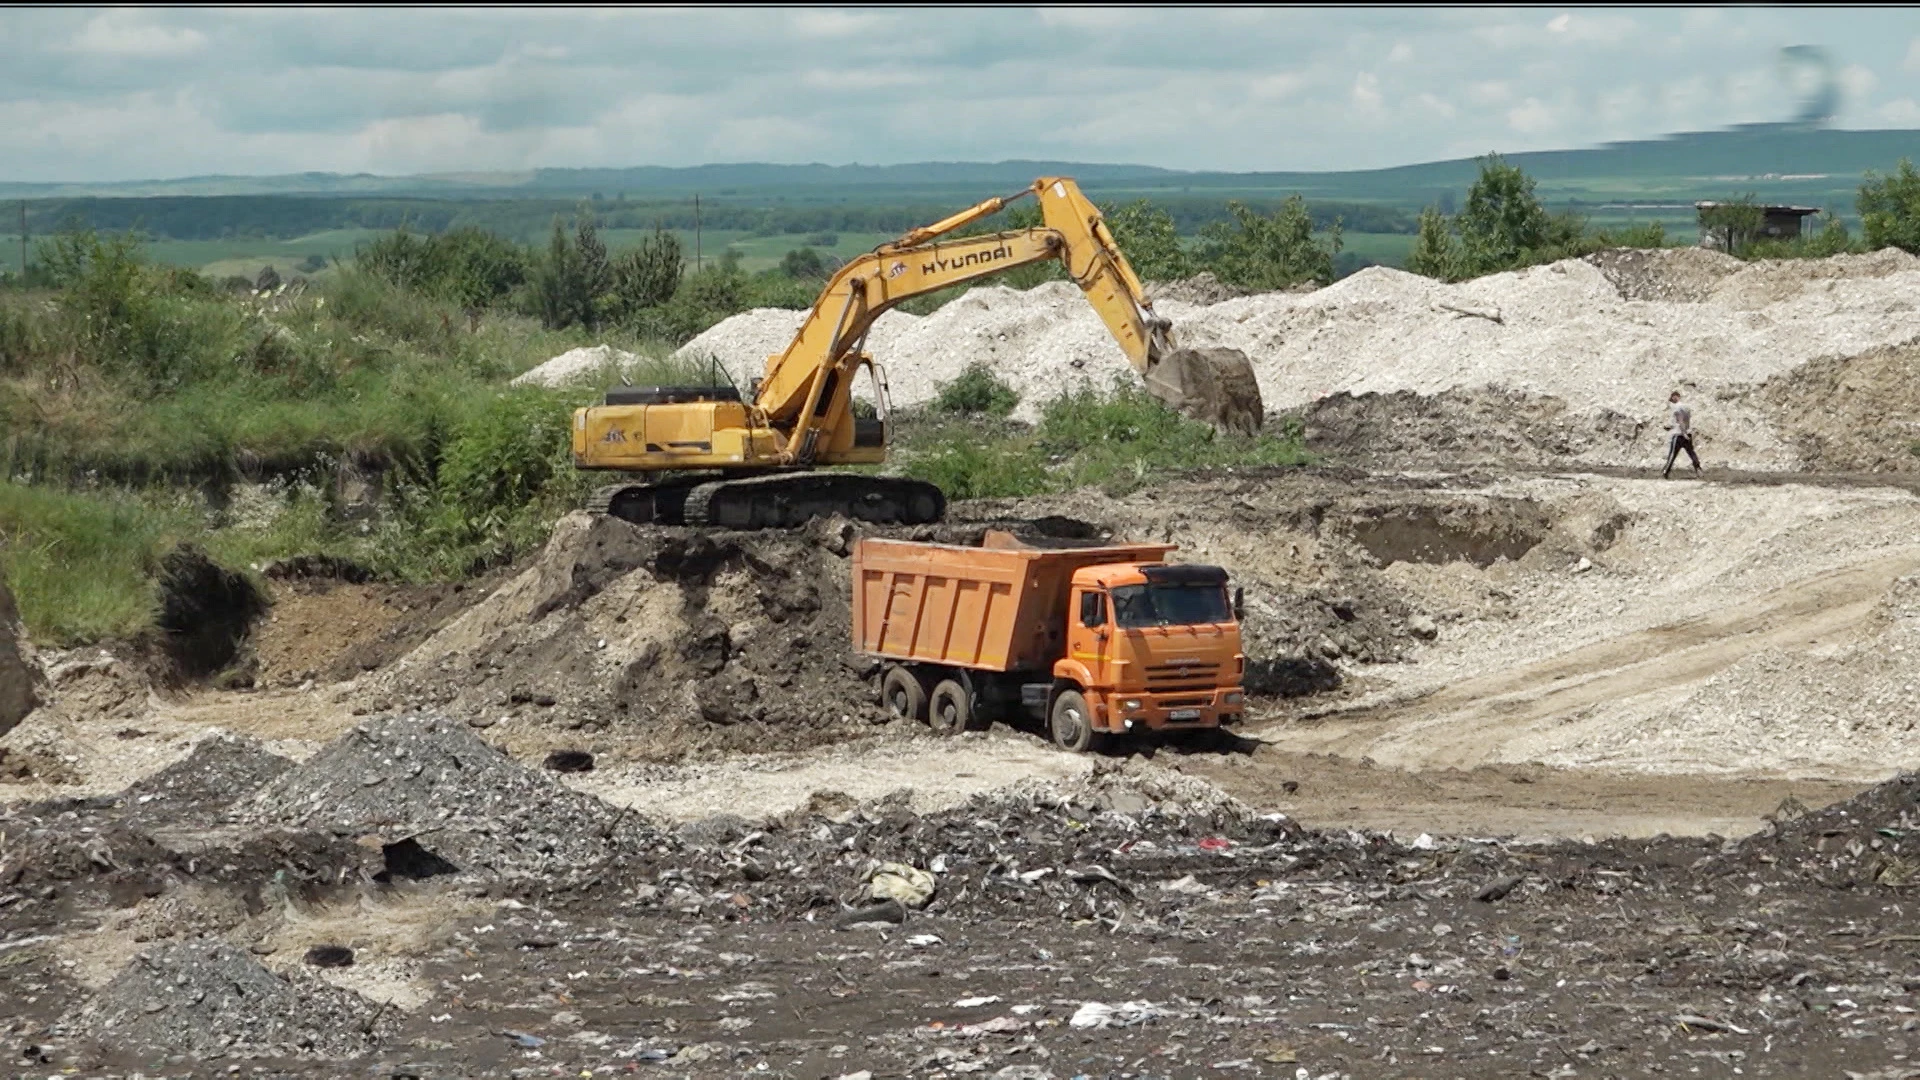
[
  {"x1": 672, "y1": 249, "x2": 1920, "y2": 452},
  {"x1": 510, "y1": 344, "x2": 645, "y2": 388}
]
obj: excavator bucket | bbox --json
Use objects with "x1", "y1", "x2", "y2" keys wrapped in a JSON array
[{"x1": 1141, "y1": 346, "x2": 1265, "y2": 437}]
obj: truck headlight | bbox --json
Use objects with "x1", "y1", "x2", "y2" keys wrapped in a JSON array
[
  {"x1": 1224, "y1": 691, "x2": 1243, "y2": 706},
  {"x1": 1121, "y1": 698, "x2": 1142, "y2": 711}
]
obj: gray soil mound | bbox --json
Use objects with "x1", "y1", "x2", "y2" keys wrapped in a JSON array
[
  {"x1": 1300, "y1": 387, "x2": 1645, "y2": 467},
  {"x1": 237, "y1": 714, "x2": 637, "y2": 878},
  {"x1": 1756, "y1": 340, "x2": 1920, "y2": 472},
  {"x1": 73, "y1": 939, "x2": 388, "y2": 1060},
  {"x1": 121, "y1": 733, "x2": 292, "y2": 825}
]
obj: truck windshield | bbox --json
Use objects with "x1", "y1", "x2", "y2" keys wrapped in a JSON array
[{"x1": 1111, "y1": 583, "x2": 1231, "y2": 628}]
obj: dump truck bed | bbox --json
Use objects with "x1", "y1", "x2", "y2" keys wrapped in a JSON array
[{"x1": 851, "y1": 536, "x2": 1177, "y2": 673}]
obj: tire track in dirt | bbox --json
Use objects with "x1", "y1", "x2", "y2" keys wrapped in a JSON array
[{"x1": 1255, "y1": 545, "x2": 1920, "y2": 771}]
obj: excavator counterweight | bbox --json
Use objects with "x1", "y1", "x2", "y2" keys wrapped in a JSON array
[{"x1": 572, "y1": 177, "x2": 1264, "y2": 528}]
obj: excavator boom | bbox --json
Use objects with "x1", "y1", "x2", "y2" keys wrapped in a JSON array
[{"x1": 572, "y1": 177, "x2": 1264, "y2": 528}]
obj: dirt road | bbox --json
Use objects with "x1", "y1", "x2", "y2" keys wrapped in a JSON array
[{"x1": 1261, "y1": 545, "x2": 1920, "y2": 776}]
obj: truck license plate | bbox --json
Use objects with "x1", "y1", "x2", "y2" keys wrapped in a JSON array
[{"x1": 1168, "y1": 709, "x2": 1202, "y2": 721}]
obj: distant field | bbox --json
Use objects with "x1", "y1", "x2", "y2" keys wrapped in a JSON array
[
  {"x1": 0, "y1": 228, "x2": 382, "y2": 279},
  {"x1": 1, "y1": 227, "x2": 902, "y2": 279},
  {"x1": 1340, "y1": 231, "x2": 1416, "y2": 267}
]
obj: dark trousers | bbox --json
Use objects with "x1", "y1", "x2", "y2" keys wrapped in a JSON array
[{"x1": 1663, "y1": 433, "x2": 1700, "y2": 476}]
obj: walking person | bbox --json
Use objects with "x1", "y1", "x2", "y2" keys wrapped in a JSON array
[{"x1": 1662, "y1": 390, "x2": 1701, "y2": 479}]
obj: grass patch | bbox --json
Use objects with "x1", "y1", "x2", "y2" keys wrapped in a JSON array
[
  {"x1": 893, "y1": 378, "x2": 1309, "y2": 500},
  {"x1": 0, "y1": 483, "x2": 193, "y2": 643}
]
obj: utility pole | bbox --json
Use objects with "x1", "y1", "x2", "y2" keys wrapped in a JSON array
[
  {"x1": 17, "y1": 201, "x2": 25, "y2": 284},
  {"x1": 694, "y1": 193, "x2": 702, "y2": 271}
]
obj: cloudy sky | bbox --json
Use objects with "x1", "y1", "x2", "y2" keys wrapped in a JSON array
[{"x1": 4, "y1": 7, "x2": 1919, "y2": 182}]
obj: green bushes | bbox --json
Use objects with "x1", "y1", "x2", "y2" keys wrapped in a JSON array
[
  {"x1": 355, "y1": 225, "x2": 529, "y2": 311},
  {"x1": 932, "y1": 363, "x2": 1019, "y2": 417},
  {"x1": 895, "y1": 379, "x2": 1307, "y2": 500},
  {"x1": 1858, "y1": 159, "x2": 1920, "y2": 254},
  {"x1": 1198, "y1": 196, "x2": 1341, "y2": 290}
]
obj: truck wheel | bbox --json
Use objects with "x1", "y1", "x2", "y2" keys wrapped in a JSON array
[
  {"x1": 1049, "y1": 690, "x2": 1101, "y2": 753},
  {"x1": 880, "y1": 666, "x2": 927, "y2": 722},
  {"x1": 927, "y1": 679, "x2": 974, "y2": 736}
]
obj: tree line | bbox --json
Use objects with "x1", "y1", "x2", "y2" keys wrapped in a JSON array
[
  {"x1": 1407, "y1": 153, "x2": 1920, "y2": 281},
  {"x1": 11, "y1": 193, "x2": 1419, "y2": 247}
]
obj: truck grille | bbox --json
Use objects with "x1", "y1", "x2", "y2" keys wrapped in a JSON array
[{"x1": 1144, "y1": 663, "x2": 1218, "y2": 692}]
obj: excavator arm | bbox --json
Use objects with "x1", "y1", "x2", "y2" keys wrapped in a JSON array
[{"x1": 752, "y1": 177, "x2": 1260, "y2": 455}]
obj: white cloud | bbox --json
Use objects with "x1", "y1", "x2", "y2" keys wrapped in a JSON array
[
  {"x1": 1880, "y1": 98, "x2": 1920, "y2": 126},
  {"x1": 1412, "y1": 92, "x2": 1456, "y2": 119},
  {"x1": 1905, "y1": 37, "x2": 1920, "y2": 74},
  {"x1": 65, "y1": 11, "x2": 207, "y2": 57},
  {"x1": 1387, "y1": 41, "x2": 1413, "y2": 64},
  {"x1": 1507, "y1": 98, "x2": 1554, "y2": 135},
  {"x1": 787, "y1": 10, "x2": 884, "y2": 38},
  {"x1": 1351, "y1": 72, "x2": 1383, "y2": 114},
  {"x1": 1467, "y1": 80, "x2": 1511, "y2": 107},
  {"x1": 1248, "y1": 72, "x2": 1306, "y2": 101},
  {"x1": 1839, "y1": 64, "x2": 1878, "y2": 101},
  {"x1": 1547, "y1": 13, "x2": 1571, "y2": 34}
]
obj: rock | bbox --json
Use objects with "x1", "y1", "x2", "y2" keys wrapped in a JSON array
[
  {"x1": 1407, "y1": 615, "x2": 1439, "y2": 641},
  {"x1": 0, "y1": 573, "x2": 44, "y2": 737}
]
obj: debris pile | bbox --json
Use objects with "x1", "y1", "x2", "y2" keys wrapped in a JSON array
[
  {"x1": 677, "y1": 248, "x2": 1920, "y2": 468},
  {"x1": 237, "y1": 714, "x2": 643, "y2": 878},
  {"x1": 70, "y1": 940, "x2": 388, "y2": 1060}
]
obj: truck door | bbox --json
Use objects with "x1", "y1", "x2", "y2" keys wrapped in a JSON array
[{"x1": 1071, "y1": 587, "x2": 1111, "y2": 688}]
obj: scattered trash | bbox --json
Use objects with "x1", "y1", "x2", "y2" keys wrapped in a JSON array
[
  {"x1": 1069, "y1": 1001, "x2": 1166, "y2": 1029},
  {"x1": 502, "y1": 1030, "x2": 546, "y2": 1049},
  {"x1": 868, "y1": 862, "x2": 936, "y2": 908}
]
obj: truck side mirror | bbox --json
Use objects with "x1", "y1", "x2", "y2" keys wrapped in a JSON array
[{"x1": 1233, "y1": 586, "x2": 1244, "y2": 621}]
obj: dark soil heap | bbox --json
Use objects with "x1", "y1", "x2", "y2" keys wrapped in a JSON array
[
  {"x1": 71, "y1": 940, "x2": 388, "y2": 1060},
  {"x1": 236, "y1": 713, "x2": 646, "y2": 879}
]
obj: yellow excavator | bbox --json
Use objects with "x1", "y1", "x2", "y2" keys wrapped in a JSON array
[{"x1": 572, "y1": 176, "x2": 1263, "y2": 528}]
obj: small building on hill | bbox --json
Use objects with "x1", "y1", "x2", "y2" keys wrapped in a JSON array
[{"x1": 1694, "y1": 202, "x2": 1821, "y2": 249}]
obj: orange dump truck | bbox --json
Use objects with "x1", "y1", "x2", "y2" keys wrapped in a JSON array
[{"x1": 851, "y1": 531, "x2": 1246, "y2": 751}]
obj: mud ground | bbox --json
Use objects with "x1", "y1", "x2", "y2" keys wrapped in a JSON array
[{"x1": 6, "y1": 427, "x2": 1920, "y2": 1077}]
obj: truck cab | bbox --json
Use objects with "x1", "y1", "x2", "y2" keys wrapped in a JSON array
[{"x1": 1058, "y1": 562, "x2": 1247, "y2": 741}]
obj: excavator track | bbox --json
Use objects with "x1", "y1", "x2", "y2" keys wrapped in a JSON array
[{"x1": 589, "y1": 473, "x2": 945, "y2": 530}]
